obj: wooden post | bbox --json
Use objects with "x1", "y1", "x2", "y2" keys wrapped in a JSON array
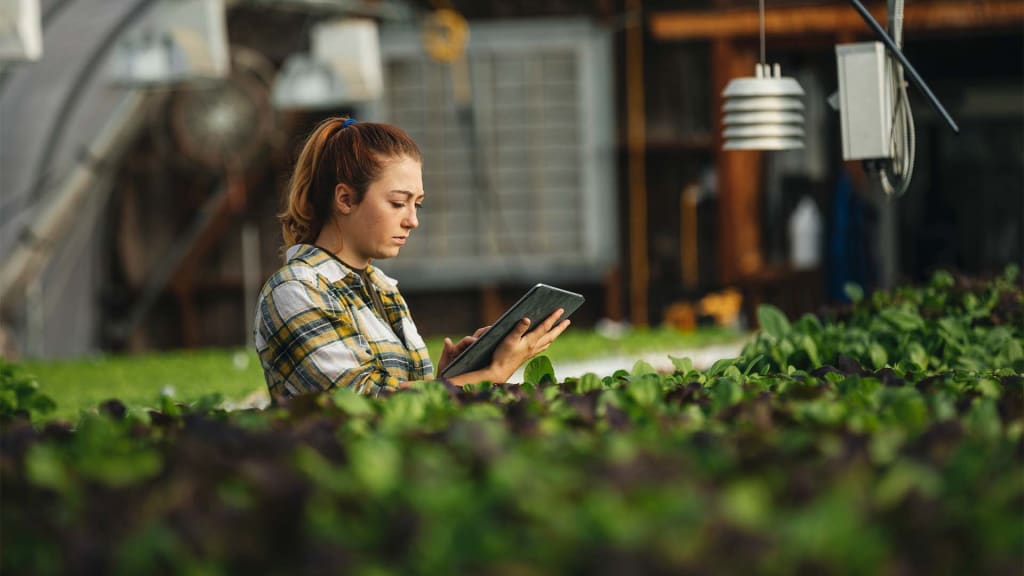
[
  {"x1": 626, "y1": 0, "x2": 649, "y2": 326},
  {"x1": 680, "y1": 183, "x2": 699, "y2": 290},
  {"x1": 712, "y1": 39, "x2": 763, "y2": 285},
  {"x1": 481, "y1": 285, "x2": 503, "y2": 325},
  {"x1": 604, "y1": 265, "x2": 624, "y2": 321}
]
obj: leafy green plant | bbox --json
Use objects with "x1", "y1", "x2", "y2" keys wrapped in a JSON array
[
  {"x1": 0, "y1": 359, "x2": 56, "y2": 423},
  {"x1": 740, "y1": 267, "x2": 1024, "y2": 374},
  {"x1": 1, "y1": 270, "x2": 1021, "y2": 575}
]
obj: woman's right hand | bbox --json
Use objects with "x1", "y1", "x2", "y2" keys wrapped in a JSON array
[{"x1": 487, "y1": 308, "x2": 571, "y2": 383}]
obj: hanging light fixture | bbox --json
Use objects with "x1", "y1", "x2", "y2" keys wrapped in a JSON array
[
  {"x1": 109, "y1": 0, "x2": 230, "y2": 86},
  {"x1": 271, "y1": 18, "x2": 383, "y2": 110},
  {"x1": 721, "y1": 0, "x2": 805, "y2": 150}
]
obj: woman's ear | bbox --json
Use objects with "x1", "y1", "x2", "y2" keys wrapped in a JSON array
[{"x1": 334, "y1": 183, "x2": 355, "y2": 215}]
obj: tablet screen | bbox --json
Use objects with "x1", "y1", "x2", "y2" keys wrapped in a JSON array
[{"x1": 438, "y1": 283, "x2": 585, "y2": 379}]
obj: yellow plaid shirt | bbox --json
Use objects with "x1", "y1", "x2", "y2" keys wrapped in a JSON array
[{"x1": 254, "y1": 244, "x2": 433, "y2": 399}]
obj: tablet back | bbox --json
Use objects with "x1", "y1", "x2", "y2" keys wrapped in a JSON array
[{"x1": 439, "y1": 284, "x2": 585, "y2": 379}]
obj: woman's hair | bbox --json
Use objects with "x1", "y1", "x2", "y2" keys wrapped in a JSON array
[{"x1": 280, "y1": 117, "x2": 421, "y2": 246}]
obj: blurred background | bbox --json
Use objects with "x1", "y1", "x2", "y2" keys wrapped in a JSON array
[{"x1": 0, "y1": 0, "x2": 1021, "y2": 360}]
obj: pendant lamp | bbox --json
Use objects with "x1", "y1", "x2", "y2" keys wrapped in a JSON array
[{"x1": 721, "y1": 0, "x2": 805, "y2": 150}]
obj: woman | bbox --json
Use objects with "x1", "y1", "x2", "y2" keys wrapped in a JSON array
[{"x1": 254, "y1": 117, "x2": 570, "y2": 399}]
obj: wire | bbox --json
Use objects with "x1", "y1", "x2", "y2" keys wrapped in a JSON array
[
  {"x1": 877, "y1": 0, "x2": 916, "y2": 198},
  {"x1": 758, "y1": 0, "x2": 766, "y2": 66}
]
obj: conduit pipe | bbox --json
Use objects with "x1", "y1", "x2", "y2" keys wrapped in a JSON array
[{"x1": 0, "y1": 92, "x2": 149, "y2": 315}]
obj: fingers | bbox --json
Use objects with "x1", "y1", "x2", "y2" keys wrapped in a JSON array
[
  {"x1": 537, "y1": 318, "x2": 571, "y2": 348},
  {"x1": 513, "y1": 317, "x2": 531, "y2": 337},
  {"x1": 453, "y1": 335, "x2": 477, "y2": 354},
  {"x1": 472, "y1": 325, "x2": 491, "y2": 339},
  {"x1": 524, "y1": 310, "x2": 567, "y2": 345},
  {"x1": 540, "y1": 308, "x2": 565, "y2": 331}
]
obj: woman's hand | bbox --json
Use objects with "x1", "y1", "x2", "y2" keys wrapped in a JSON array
[
  {"x1": 488, "y1": 308, "x2": 571, "y2": 383},
  {"x1": 436, "y1": 325, "x2": 490, "y2": 376}
]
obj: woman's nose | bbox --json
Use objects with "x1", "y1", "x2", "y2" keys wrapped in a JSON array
[{"x1": 403, "y1": 207, "x2": 418, "y2": 229}]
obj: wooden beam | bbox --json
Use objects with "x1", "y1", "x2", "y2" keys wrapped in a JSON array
[{"x1": 651, "y1": 1, "x2": 1024, "y2": 41}]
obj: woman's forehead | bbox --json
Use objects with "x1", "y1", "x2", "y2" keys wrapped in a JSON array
[{"x1": 375, "y1": 156, "x2": 423, "y2": 192}]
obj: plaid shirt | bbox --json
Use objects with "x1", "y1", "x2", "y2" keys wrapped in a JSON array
[{"x1": 254, "y1": 244, "x2": 433, "y2": 398}]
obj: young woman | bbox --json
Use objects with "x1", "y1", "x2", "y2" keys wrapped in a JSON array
[{"x1": 254, "y1": 117, "x2": 570, "y2": 399}]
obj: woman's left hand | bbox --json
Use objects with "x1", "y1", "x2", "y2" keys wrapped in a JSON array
[{"x1": 436, "y1": 325, "x2": 490, "y2": 376}]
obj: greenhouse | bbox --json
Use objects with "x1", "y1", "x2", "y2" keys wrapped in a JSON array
[{"x1": 1, "y1": 0, "x2": 1021, "y2": 574}]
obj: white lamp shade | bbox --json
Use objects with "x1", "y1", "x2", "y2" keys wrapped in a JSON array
[
  {"x1": 723, "y1": 97, "x2": 804, "y2": 112},
  {"x1": 722, "y1": 63, "x2": 806, "y2": 151},
  {"x1": 311, "y1": 18, "x2": 383, "y2": 102},
  {"x1": 723, "y1": 111, "x2": 804, "y2": 125},
  {"x1": 271, "y1": 54, "x2": 345, "y2": 110}
]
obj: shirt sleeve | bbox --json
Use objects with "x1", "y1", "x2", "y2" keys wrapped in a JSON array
[{"x1": 257, "y1": 278, "x2": 402, "y2": 397}]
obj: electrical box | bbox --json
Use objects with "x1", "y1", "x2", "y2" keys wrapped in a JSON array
[{"x1": 836, "y1": 42, "x2": 893, "y2": 160}]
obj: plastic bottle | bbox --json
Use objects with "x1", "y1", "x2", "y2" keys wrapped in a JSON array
[{"x1": 788, "y1": 196, "x2": 822, "y2": 269}]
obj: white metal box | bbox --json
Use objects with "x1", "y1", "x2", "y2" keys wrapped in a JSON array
[
  {"x1": 836, "y1": 42, "x2": 893, "y2": 160},
  {"x1": 110, "y1": 0, "x2": 229, "y2": 85},
  {"x1": 0, "y1": 0, "x2": 42, "y2": 61}
]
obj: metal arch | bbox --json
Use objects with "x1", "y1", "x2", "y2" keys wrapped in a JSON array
[{"x1": 14, "y1": 0, "x2": 158, "y2": 225}]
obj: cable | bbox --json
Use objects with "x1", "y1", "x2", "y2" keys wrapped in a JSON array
[
  {"x1": 758, "y1": 0, "x2": 765, "y2": 66},
  {"x1": 877, "y1": 0, "x2": 916, "y2": 197}
]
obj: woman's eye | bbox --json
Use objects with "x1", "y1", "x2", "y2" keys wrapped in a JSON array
[
  {"x1": 390, "y1": 202, "x2": 405, "y2": 208},
  {"x1": 415, "y1": 203, "x2": 424, "y2": 209}
]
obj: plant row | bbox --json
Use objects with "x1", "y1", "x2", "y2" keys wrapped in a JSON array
[{"x1": 1, "y1": 268, "x2": 1021, "y2": 575}]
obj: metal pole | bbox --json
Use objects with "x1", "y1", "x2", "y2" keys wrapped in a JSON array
[
  {"x1": 877, "y1": 0, "x2": 899, "y2": 291},
  {"x1": 242, "y1": 222, "x2": 261, "y2": 346},
  {"x1": 877, "y1": 179, "x2": 898, "y2": 290}
]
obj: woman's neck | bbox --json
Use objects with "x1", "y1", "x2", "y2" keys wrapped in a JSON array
[{"x1": 315, "y1": 219, "x2": 369, "y2": 269}]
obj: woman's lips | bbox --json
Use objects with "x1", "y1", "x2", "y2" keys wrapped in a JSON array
[{"x1": 393, "y1": 236, "x2": 407, "y2": 245}]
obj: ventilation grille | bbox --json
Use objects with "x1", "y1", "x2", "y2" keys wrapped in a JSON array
[{"x1": 376, "y1": 20, "x2": 615, "y2": 289}]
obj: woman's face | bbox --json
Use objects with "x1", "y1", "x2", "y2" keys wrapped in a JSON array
[{"x1": 338, "y1": 155, "x2": 424, "y2": 267}]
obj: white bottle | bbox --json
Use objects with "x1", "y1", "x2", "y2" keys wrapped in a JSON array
[{"x1": 788, "y1": 196, "x2": 822, "y2": 270}]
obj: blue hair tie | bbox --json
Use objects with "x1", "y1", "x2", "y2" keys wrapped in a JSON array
[{"x1": 342, "y1": 118, "x2": 358, "y2": 128}]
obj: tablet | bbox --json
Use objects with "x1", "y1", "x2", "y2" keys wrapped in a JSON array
[{"x1": 439, "y1": 283, "x2": 585, "y2": 379}]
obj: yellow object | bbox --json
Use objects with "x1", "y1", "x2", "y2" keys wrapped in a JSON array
[
  {"x1": 664, "y1": 302, "x2": 697, "y2": 332},
  {"x1": 422, "y1": 9, "x2": 469, "y2": 63},
  {"x1": 664, "y1": 288, "x2": 743, "y2": 331},
  {"x1": 700, "y1": 288, "x2": 743, "y2": 327}
]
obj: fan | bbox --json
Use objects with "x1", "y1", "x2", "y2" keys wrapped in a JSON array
[{"x1": 168, "y1": 47, "x2": 275, "y2": 173}]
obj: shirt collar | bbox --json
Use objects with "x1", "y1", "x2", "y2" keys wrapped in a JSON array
[{"x1": 286, "y1": 244, "x2": 400, "y2": 294}]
